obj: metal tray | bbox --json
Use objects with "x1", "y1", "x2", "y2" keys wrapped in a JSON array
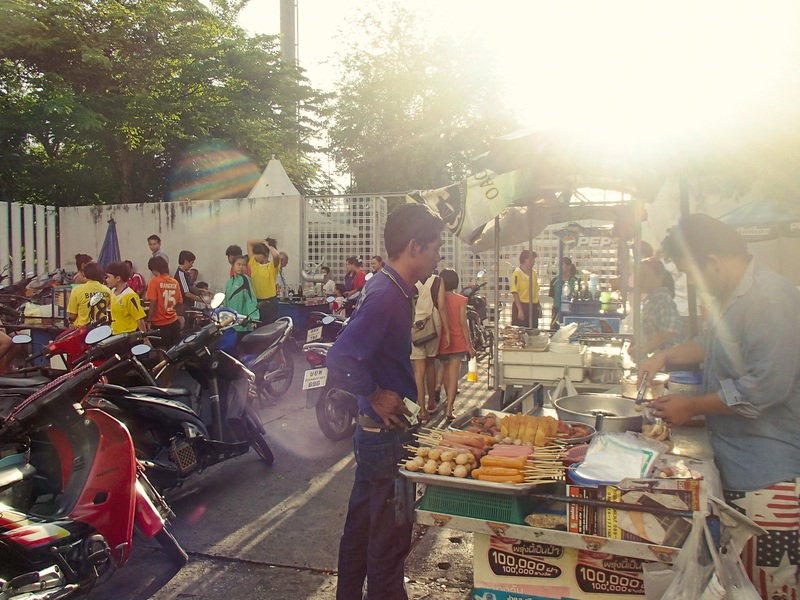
[
  {"x1": 399, "y1": 469, "x2": 557, "y2": 495},
  {"x1": 447, "y1": 408, "x2": 512, "y2": 432}
]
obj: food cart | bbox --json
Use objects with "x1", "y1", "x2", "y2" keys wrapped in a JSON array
[{"x1": 400, "y1": 398, "x2": 762, "y2": 600}]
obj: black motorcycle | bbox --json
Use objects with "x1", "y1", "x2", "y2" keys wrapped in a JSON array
[
  {"x1": 82, "y1": 314, "x2": 275, "y2": 492},
  {"x1": 302, "y1": 341, "x2": 358, "y2": 441},
  {"x1": 460, "y1": 270, "x2": 494, "y2": 354}
]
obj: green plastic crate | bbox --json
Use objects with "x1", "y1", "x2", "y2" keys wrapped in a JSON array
[{"x1": 420, "y1": 484, "x2": 541, "y2": 525}]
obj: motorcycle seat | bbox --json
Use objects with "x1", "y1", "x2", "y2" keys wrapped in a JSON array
[
  {"x1": 128, "y1": 386, "x2": 194, "y2": 400},
  {"x1": 0, "y1": 375, "x2": 51, "y2": 387},
  {"x1": 239, "y1": 321, "x2": 288, "y2": 351}
]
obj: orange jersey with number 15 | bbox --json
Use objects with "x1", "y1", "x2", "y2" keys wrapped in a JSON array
[{"x1": 146, "y1": 274, "x2": 183, "y2": 325}]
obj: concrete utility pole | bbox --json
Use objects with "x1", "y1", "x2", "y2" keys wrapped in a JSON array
[{"x1": 280, "y1": 0, "x2": 297, "y2": 63}]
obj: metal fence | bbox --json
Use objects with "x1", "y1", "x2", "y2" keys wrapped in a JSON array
[
  {"x1": 304, "y1": 193, "x2": 619, "y2": 329},
  {"x1": 0, "y1": 202, "x2": 58, "y2": 282}
]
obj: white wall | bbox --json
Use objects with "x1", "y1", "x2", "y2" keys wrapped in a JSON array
[{"x1": 59, "y1": 196, "x2": 304, "y2": 292}]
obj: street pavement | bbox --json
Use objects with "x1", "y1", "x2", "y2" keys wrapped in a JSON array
[{"x1": 84, "y1": 350, "x2": 497, "y2": 600}]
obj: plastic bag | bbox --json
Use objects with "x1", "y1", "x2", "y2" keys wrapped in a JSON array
[
  {"x1": 705, "y1": 532, "x2": 761, "y2": 600},
  {"x1": 467, "y1": 357, "x2": 478, "y2": 382},
  {"x1": 659, "y1": 512, "x2": 714, "y2": 600}
]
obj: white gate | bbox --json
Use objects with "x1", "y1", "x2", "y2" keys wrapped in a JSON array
[{"x1": 0, "y1": 202, "x2": 58, "y2": 283}]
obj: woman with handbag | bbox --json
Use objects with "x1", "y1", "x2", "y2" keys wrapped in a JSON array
[{"x1": 411, "y1": 271, "x2": 450, "y2": 421}]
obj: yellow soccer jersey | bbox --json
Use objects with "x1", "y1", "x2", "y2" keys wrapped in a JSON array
[
  {"x1": 110, "y1": 286, "x2": 147, "y2": 334},
  {"x1": 67, "y1": 281, "x2": 111, "y2": 326}
]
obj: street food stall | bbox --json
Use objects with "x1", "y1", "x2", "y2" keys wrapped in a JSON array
[
  {"x1": 402, "y1": 127, "x2": 764, "y2": 599},
  {"x1": 400, "y1": 385, "x2": 763, "y2": 599}
]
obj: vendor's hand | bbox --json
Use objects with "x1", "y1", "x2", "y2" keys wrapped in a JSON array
[
  {"x1": 637, "y1": 353, "x2": 666, "y2": 387},
  {"x1": 368, "y1": 388, "x2": 411, "y2": 429},
  {"x1": 649, "y1": 394, "x2": 695, "y2": 428},
  {"x1": 516, "y1": 306, "x2": 524, "y2": 319}
]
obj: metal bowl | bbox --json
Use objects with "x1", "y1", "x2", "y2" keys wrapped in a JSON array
[
  {"x1": 553, "y1": 394, "x2": 643, "y2": 432},
  {"x1": 621, "y1": 373, "x2": 668, "y2": 400}
]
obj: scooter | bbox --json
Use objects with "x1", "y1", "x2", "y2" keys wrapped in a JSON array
[
  {"x1": 214, "y1": 307, "x2": 295, "y2": 401},
  {"x1": 460, "y1": 270, "x2": 494, "y2": 354},
  {"x1": 85, "y1": 308, "x2": 275, "y2": 492},
  {"x1": 302, "y1": 341, "x2": 358, "y2": 441},
  {"x1": 0, "y1": 354, "x2": 187, "y2": 600}
]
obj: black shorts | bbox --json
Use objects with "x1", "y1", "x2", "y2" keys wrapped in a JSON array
[{"x1": 152, "y1": 320, "x2": 182, "y2": 349}]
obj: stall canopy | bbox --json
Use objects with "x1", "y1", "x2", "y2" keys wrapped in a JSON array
[
  {"x1": 718, "y1": 199, "x2": 800, "y2": 285},
  {"x1": 97, "y1": 218, "x2": 121, "y2": 269}
]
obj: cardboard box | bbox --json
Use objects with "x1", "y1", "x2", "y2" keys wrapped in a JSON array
[
  {"x1": 474, "y1": 533, "x2": 651, "y2": 599},
  {"x1": 597, "y1": 479, "x2": 702, "y2": 549},
  {"x1": 566, "y1": 479, "x2": 702, "y2": 549}
]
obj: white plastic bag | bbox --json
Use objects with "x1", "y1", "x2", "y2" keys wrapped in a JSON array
[
  {"x1": 659, "y1": 512, "x2": 715, "y2": 600},
  {"x1": 705, "y1": 530, "x2": 761, "y2": 600}
]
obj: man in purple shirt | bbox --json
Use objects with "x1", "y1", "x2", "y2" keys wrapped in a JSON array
[{"x1": 328, "y1": 203, "x2": 444, "y2": 600}]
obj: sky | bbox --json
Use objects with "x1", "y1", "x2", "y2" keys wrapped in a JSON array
[{"x1": 237, "y1": 0, "x2": 800, "y2": 143}]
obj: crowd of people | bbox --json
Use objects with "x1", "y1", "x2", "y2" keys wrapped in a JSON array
[{"x1": 65, "y1": 233, "x2": 389, "y2": 344}]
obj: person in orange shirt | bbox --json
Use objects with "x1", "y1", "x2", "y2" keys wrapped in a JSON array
[{"x1": 146, "y1": 256, "x2": 183, "y2": 386}]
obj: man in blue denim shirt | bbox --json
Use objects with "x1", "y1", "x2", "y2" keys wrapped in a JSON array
[
  {"x1": 328, "y1": 203, "x2": 443, "y2": 600},
  {"x1": 640, "y1": 214, "x2": 800, "y2": 600}
]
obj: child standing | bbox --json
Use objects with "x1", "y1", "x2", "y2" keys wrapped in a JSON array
[
  {"x1": 225, "y1": 256, "x2": 258, "y2": 343},
  {"x1": 437, "y1": 268, "x2": 475, "y2": 421},
  {"x1": 66, "y1": 262, "x2": 111, "y2": 325},
  {"x1": 105, "y1": 262, "x2": 147, "y2": 335},
  {"x1": 145, "y1": 256, "x2": 183, "y2": 386}
]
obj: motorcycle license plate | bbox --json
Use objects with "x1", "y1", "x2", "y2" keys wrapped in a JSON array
[
  {"x1": 302, "y1": 367, "x2": 328, "y2": 390},
  {"x1": 306, "y1": 326, "x2": 323, "y2": 342}
]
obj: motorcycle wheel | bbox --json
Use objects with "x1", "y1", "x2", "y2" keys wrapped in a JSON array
[
  {"x1": 248, "y1": 422, "x2": 275, "y2": 465},
  {"x1": 262, "y1": 348, "x2": 294, "y2": 397},
  {"x1": 315, "y1": 386, "x2": 357, "y2": 441},
  {"x1": 155, "y1": 524, "x2": 189, "y2": 567}
]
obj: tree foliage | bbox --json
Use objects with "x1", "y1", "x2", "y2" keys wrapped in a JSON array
[
  {"x1": 0, "y1": 0, "x2": 330, "y2": 205},
  {"x1": 328, "y1": 4, "x2": 518, "y2": 195}
]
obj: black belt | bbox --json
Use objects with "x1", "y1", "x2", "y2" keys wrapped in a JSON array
[{"x1": 358, "y1": 412, "x2": 387, "y2": 430}]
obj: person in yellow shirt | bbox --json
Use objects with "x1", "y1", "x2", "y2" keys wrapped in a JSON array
[
  {"x1": 105, "y1": 262, "x2": 147, "y2": 335},
  {"x1": 510, "y1": 250, "x2": 540, "y2": 328},
  {"x1": 247, "y1": 237, "x2": 281, "y2": 324},
  {"x1": 66, "y1": 262, "x2": 111, "y2": 326}
]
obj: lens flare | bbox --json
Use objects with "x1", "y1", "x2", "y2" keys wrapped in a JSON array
[{"x1": 169, "y1": 142, "x2": 260, "y2": 201}]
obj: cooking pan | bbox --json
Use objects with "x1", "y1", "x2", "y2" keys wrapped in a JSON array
[{"x1": 553, "y1": 394, "x2": 643, "y2": 432}]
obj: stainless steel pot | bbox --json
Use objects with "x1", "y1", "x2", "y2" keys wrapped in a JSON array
[
  {"x1": 553, "y1": 394, "x2": 643, "y2": 432},
  {"x1": 621, "y1": 373, "x2": 668, "y2": 400}
]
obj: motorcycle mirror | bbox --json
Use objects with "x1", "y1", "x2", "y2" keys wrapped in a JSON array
[
  {"x1": 365, "y1": 272, "x2": 373, "y2": 281},
  {"x1": 326, "y1": 296, "x2": 336, "y2": 303},
  {"x1": 210, "y1": 292, "x2": 225, "y2": 309},
  {"x1": 85, "y1": 324, "x2": 113, "y2": 345},
  {"x1": 322, "y1": 316, "x2": 335, "y2": 325},
  {"x1": 89, "y1": 291, "x2": 105, "y2": 307},
  {"x1": 11, "y1": 334, "x2": 31, "y2": 345},
  {"x1": 477, "y1": 270, "x2": 486, "y2": 278},
  {"x1": 131, "y1": 343, "x2": 152, "y2": 357}
]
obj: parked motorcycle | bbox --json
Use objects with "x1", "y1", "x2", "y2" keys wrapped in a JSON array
[
  {"x1": 302, "y1": 341, "x2": 358, "y2": 441},
  {"x1": 215, "y1": 308, "x2": 295, "y2": 401},
  {"x1": 460, "y1": 270, "x2": 494, "y2": 354},
  {"x1": 0, "y1": 354, "x2": 187, "y2": 600},
  {"x1": 83, "y1": 310, "x2": 275, "y2": 492}
]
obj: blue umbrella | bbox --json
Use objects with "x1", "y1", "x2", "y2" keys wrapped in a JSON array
[{"x1": 97, "y1": 218, "x2": 121, "y2": 269}]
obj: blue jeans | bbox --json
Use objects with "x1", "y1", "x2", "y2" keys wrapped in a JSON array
[{"x1": 336, "y1": 426, "x2": 413, "y2": 600}]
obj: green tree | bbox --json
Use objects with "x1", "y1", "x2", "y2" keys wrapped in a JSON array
[
  {"x1": 0, "y1": 0, "x2": 329, "y2": 205},
  {"x1": 328, "y1": 4, "x2": 518, "y2": 195}
]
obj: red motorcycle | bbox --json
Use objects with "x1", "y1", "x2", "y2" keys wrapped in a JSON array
[{"x1": 0, "y1": 355, "x2": 187, "y2": 599}]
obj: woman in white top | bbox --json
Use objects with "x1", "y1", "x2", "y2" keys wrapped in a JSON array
[
  {"x1": 321, "y1": 266, "x2": 336, "y2": 296},
  {"x1": 411, "y1": 273, "x2": 450, "y2": 421}
]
